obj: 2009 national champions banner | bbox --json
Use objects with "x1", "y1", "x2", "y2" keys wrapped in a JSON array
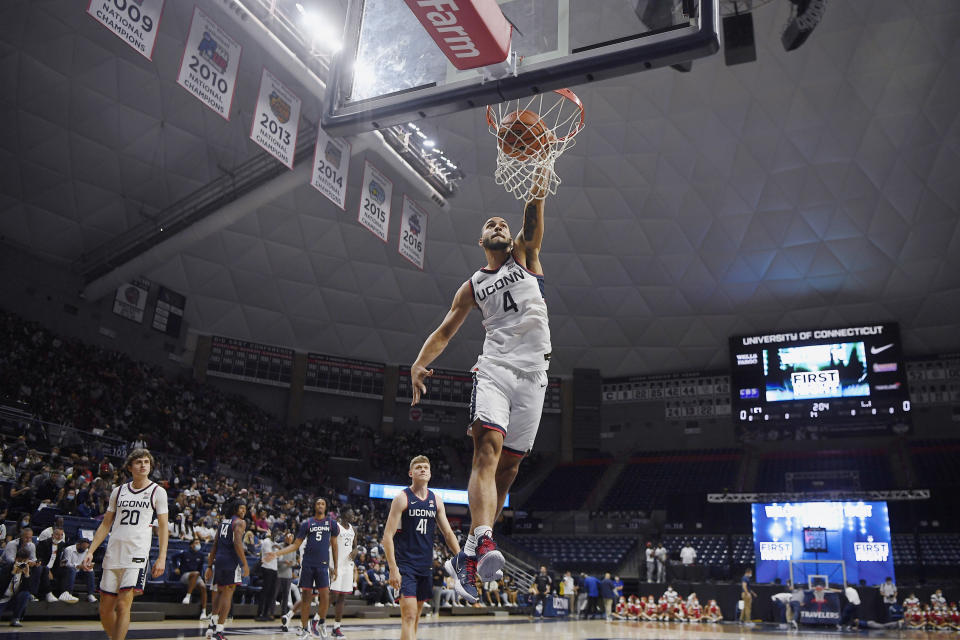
[
  {"x1": 87, "y1": 0, "x2": 165, "y2": 60},
  {"x1": 176, "y1": 6, "x2": 242, "y2": 120}
]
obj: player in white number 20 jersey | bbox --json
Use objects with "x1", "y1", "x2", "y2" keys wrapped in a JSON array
[
  {"x1": 82, "y1": 449, "x2": 169, "y2": 640},
  {"x1": 411, "y1": 170, "x2": 552, "y2": 604}
]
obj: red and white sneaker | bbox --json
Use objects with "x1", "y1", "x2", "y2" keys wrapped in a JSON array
[{"x1": 475, "y1": 534, "x2": 505, "y2": 582}]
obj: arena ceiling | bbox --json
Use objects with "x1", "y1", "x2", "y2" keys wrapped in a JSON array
[{"x1": 1, "y1": 1, "x2": 958, "y2": 377}]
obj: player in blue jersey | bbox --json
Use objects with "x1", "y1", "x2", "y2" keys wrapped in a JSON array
[
  {"x1": 410, "y1": 173, "x2": 551, "y2": 602},
  {"x1": 205, "y1": 500, "x2": 250, "y2": 640},
  {"x1": 382, "y1": 455, "x2": 462, "y2": 640},
  {"x1": 267, "y1": 497, "x2": 339, "y2": 639}
]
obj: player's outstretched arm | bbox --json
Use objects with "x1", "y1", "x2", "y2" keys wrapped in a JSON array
[
  {"x1": 380, "y1": 492, "x2": 406, "y2": 590},
  {"x1": 265, "y1": 536, "x2": 304, "y2": 562},
  {"x1": 410, "y1": 281, "x2": 475, "y2": 406},
  {"x1": 434, "y1": 495, "x2": 461, "y2": 556},
  {"x1": 513, "y1": 167, "x2": 550, "y2": 273}
]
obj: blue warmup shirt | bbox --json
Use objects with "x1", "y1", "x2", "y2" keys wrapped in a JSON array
[
  {"x1": 297, "y1": 516, "x2": 340, "y2": 567},
  {"x1": 394, "y1": 488, "x2": 437, "y2": 576},
  {"x1": 584, "y1": 575, "x2": 600, "y2": 597},
  {"x1": 600, "y1": 577, "x2": 615, "y2": 599}
]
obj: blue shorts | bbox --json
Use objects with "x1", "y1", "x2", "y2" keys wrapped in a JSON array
[
  {"x1": 300, "y1": 564, "x2": 330, "y2": 591},
  {"x1": 400, "y1": 571, "x2": 432, "y2": 602},
  {"x1": 213, "y1": 563, "x2": 242, "y2": 587}
]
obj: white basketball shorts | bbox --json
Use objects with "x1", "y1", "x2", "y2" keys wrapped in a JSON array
[
  {"x1": 100, "y1": 566, "x2": 147, "y2": 595},
  {"x1": 330, "y1": 562, "x2": 355, "y2": 594},
  {"x1": 468, "y1": 358, "x2": 547, "y2": 457}
]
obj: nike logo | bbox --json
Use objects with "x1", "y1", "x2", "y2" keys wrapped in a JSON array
[{"x1": 870, "y1": 343, "x2": 894, "y2": 355}]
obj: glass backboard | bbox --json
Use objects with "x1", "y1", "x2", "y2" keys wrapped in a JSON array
[{"x1": 323, "y1": 0, "x2": 719, "y2": 135}]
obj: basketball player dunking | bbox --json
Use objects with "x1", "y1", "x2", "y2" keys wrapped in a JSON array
[
  {"x1": 267, "y1": 498, "x2": 339, "y2": 639},
  {"x1": 410, "y1": 173, "x2": 551, "y2": 602},
  {"x1": 382, "y1": 456, "x2": 462, "y2": 640},
  {"x1": 81, "y1": 449, "x2": 169, "y2": 640},
  {"x1": 206, "y1": 500, "x2": 250, "y2": 639}
]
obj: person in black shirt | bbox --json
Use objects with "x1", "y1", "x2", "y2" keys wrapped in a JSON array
[
  {"x1": 530, "y1": 565, "x2": 552, "y2": 618},
  {"x1": 172, "y1": 540, "x2": 207, "y2": 614}
]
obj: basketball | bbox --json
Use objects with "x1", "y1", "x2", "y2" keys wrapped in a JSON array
[{"x1": 497, "y1": 110, "x2": 550, "y2": 160}]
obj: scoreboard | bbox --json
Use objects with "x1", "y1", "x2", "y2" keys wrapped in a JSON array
[
  {"x1": 305, "y1": 354, "x2": 385, "y2": 398},
  {"x1": 207, "y1": 336, "x2": 294, "y2": 386}
]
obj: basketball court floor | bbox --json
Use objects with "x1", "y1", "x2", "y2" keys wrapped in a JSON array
[{"x1": 0, "y1": 616, "x2": 926, "y2": 639}]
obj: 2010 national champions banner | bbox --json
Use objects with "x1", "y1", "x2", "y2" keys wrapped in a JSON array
[
  {"x1": 250, "y1": 68, "x2": 301, "y2": 169},
  {"x1": 176, "y1": 6, "x2": 242, "y2": 120},
  {"x1": 86, "y1": 0, "x2": 165, "y2": 60}
]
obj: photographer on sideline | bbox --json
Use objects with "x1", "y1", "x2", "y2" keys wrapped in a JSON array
[{"x1": 0, "y1": 547, "x2": 35, "y2": 626}]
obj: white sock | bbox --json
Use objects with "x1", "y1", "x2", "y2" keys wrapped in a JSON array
[
  {"x1": 464, "y1": 534, "x2": 477, "y2": 557},
  {"x1": 217, "y1": 623, "x2": 225, "y2": 632},
  {"x1": 313, "y1": 613, "x2": 320, "y2": 621},
  {"x1": 334, "y1": 622, "x2": 341, "y2": 629},
  {"x1": 473, "y1": 525, "x2": 492, "y2": 541}
]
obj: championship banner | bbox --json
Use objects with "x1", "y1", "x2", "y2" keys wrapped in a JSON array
[
  {"x1": 87, "y1": 0, "x2": 165, "y2": 60},
  {"x1": 357, "y1": 161, "x2": 392, "y2": 242},
  {"x1": 176, "y1": 6, "x2": 242, "y2": 120},
  {"x1": 310, "y1": 127, "x2": 351, "y2": 209},
  {"x1": 113, "y1": 277, "x2": 150, "y2": 324},
  {"x1": 250, "y1": 68, "x2": 301, "y2": 168},
  {"x1": 398, "y1": 195, "x2": 427, "y2": 269}
]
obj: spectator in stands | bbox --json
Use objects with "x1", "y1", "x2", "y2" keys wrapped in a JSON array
[
  {"x1": 484, "y1": 577, "x2": 501, "y2": 607},
  {"x1": 34, "y1": 525, "x2": 66, "y2": 603},
  {"x1": 0, "y1": 546, "x2": 33, "y2": 627},
  {"x1": 654, "y1": 542, "x2": 667, "y2": 583},
  {"x1": 172, "y1": 539, "x2": 207, "y2": 614},
  {"x1": 0, "y1": 453, "x2": 16, "y2": 484},
  {"x1": 430, "y1": 559, "x2": 447, "y2": 613},
  {"x1": 530, "y1": 565, "x2": 552, "y2": 618},
  {"x1": 59, "y1": 537, "x2": 97, "y2": 603},
  {"x1": 0, "y1": 527, "x2": 35, "y2": 591},
  {"x1": 645, "y1": 541, "x2": 655, "y2": 582},
  {"x1": 740, "y1": 567, "x2": 756, "y2": 625},
  {"x1": 601, "y1": 572, "x2": 616, "y2": 621}
]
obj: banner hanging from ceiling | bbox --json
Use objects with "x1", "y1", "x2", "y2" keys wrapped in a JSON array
[
  {"x1": 176, "y1": 6, "x2": 242, "y2": 120},
  {"x1": 250, "y1": 68, "x2": 301, "y2": 168},
  {"x1": 113, "y1": 277, "x2": 151, "y2": 324},
  {"x1": 311, "y1": 126, "x2": 351, "y2": 210},
  {"x1": 398, "y1": 195, "x2": 427, "y2": 270},
  {"x1": 357, "y1": 161, "x2": 392, "y2": 243},
  {"x1": 86, "y1": 0, "x2": 166, "y2": 60}
]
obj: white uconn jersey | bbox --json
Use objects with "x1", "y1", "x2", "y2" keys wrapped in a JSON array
[
  {"x1": 103, "y1": 482, "x2": 168, "y2": 569},
  {"x1": 333, "y1": 522, "x2": 354, "y2": 571},
  {"x1": 470, "y1": 254, "x2": 551, "y2": 371}
]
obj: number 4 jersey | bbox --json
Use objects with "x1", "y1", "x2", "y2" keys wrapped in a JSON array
[
  {"x1": 469, "y1": 253, "x2": 551, "y2": 372},
  {"x1": 103, "y1": 481, "x2": 168, "y2": 569}
]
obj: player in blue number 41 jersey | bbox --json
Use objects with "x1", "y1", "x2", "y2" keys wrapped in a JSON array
[{"x1": 383, "y1": 456, "x2": 462, "y2": 640}]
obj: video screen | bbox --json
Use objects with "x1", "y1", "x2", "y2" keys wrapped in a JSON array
[
  {"x1": 752, "y1": 501, "x2": 894, "y2": 585},
  {"x1": 730, "y1": 324, "x2": 911, "y2": 424},
  {"x1": 764, "y1": 342, "x2": 869, "y2": 401}
]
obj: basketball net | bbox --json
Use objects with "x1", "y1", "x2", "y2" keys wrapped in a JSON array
[{"x1": 486, "y1": 89, "x2": 585, "y2": 201}]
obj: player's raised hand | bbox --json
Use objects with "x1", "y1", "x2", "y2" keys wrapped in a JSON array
[
  {"x1": 388, "y1": 566, "x2": 401, "y2": 590},
  {"x1": 152, "y1": 556, "x2": 165, "y2": 579},
  {"x1": 410, "y1": 365, "x2": 433, "y2": 406}
]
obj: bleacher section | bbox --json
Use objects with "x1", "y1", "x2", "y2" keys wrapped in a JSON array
[
  {"x1": 909, "y1": 440, "x2": 960, "y2": 488},
  {"x1": 523, "y1": 460, "x2": 607, "y2": 511},
  {"x1": 755, "y1": 449, "x2": 893, "y2": 492},
  {"x1": 598, "y1": 450, "x2": 741, "y2": 512},
  {"x1": 510, "y1": 535, "x2": 636, "y2": 572}
]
